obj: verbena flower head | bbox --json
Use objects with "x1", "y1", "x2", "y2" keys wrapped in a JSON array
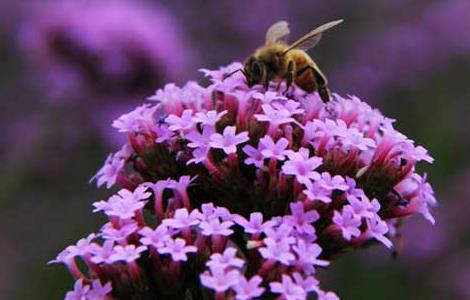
[{"x1": 52, "y1": 62, "x2": 437, "y2": 299}]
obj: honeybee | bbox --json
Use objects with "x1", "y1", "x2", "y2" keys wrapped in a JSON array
[{"x1": 238, "y1": 19, "x2": 343, "y2": 103}]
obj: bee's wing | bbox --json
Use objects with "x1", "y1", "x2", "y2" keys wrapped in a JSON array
[
  {"x1": 265, "y1": 20, "x2": 290, "y2": 45},
  {"x1": 281, "y1": 19, "x2": 343, "y2": 55}
]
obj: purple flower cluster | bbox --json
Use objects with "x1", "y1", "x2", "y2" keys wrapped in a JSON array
[
  {"x1": 51, "y1": 62, "x2": 436, "y2": 299},
  {"x1": 18, "y1": 0, "x2": 192, "y2": 99}
]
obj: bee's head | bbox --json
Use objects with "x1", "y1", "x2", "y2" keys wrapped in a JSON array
[{"x1": 244, "y1": 57, "x2": 266, "y2": 87}]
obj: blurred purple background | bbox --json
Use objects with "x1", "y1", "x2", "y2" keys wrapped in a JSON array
[{"x1": 1, "y1": 0, "x2": 469, "y2": 299}]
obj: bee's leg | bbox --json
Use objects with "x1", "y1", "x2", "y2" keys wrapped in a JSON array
[
  {"x1": 262, "y1": 68, "x2": 274, "y2": 90},
  {"x1": 284, "y1": 60, "x2": 294, "y2": 94},
  {"x1": 312, "y1": 68, "x2": 330, "y2": 103},
  {"x1": 263, "y1": 71, "x2": 270, "y2": 90},
  {"x1": 295, "y1": 66, "x2": 330, "y2": 103},
  {"x1": 223, "y1": 69, "x2": 245, "y2": 80}
]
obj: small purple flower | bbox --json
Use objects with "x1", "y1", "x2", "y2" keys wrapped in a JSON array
[
  {"x1": 347, "y1": 194, "x2": 380, "y2": 219},
  {"x1": 92, "y1": 145, "x2": 131, "y2": 189},
  {"x1": 88, "y1": 279, "x2": 112, "y2": 299},
  {"x1": 93, "y1": 154, "x2": 124, "y2": 189},
  {"x1": 112, "y1": 104, "x2": 157, "y2": 133},
  {"x1": 283, "y1": 100, "x2": 305, "y2": 115},
  {"x1": 187, "y1": 125, "x2": 214, "y2": 150},
  {"x1": 209, "y1": 126, "x2": 249, "y2": 154},
  {"x1": 65, "y1": 233, "x2": 96, "y2": 258},
  {"x1": 303, "y1": 119, "x2": 342, "y2": 148},
  {"x1": 253, "y1": 91, "x2": 287, "y2": 104},
  {"x1": 169, "y1": 175, "x2": 197, "y2": 195},
  {"x1": 93, "y1": 199, "x2": 113, "y2": 214},
  {"x1": 301, "y1": 121, "x2": 319, "y2": 144},
  {"x1": 200, "y1": 265, "x2": 241, "y2": 293},
  {"x1": 232, "y1": 275, "x2": 265, "y2": 300},
  {"x1": 292, "y1": 272, "x2": 319, "y2": 293},
  {"x1": 284, "y1": 202, "x2": 319, "y2": 235},
  {"x1": 341, "y1": 127, "x2": 376, "y2": 151},
  {"x1": 166, "y1": 109, "x2": 195, "y2": 133},
  {"x1": 312, "y1": 119, "x2": 348, "y2": 139},
  {"x1": 103, "y1": 187, "x2": 149, "y2": 220},
  {"x1": 332, "y1": 206, "x2": 362, "y2": 241},
  {"x1": 186, "y1": 126, "x2": 215, "y2": 165},
  {"x1": 192, "y1": 110, "x2": 227, "y2": 127},
  {"x1": 155, "y1": 123, "x2": 174, "y2": 143},
  {"x1": 282, "y1": 148, "x2": 322, "y2": 184},
  {"x1": 263, "y1": 223, "x2": 295, "y2": 244},
  {"x1": 65, "y1": 279, "x2": 90, "y2": 300},
  {"x1": 254, "y1": 102, "x2": 297, "y2": 127},
  {"x1": 259, "y1": 238, "x2": 295, "y2": 265},
  {"x1": 142, "y1": 179, "x2": 173, "y2": 200},
  {"x1": 48, "y1": 249, "x2": 72, "y2": 265},
  {"x1": 199, "y1": 218, "x2": 234, "y2": 236},
  {"x1": 394, "y1": 173, "x2": 437, "y2": 223},
  {"x1": 366, "y1": 215, "x2": 393, "y2": 248},
  {"x1": 214, "y1": 206, "x2": 235, "y2": 222},
  {"x1": 119, "y1": 185, "x2": 151, "y2": 202},
  {"x1": 89, "y1": 240, "x2": 115, "y2": 264},
  {"x1": 293, "y1": 240, "x2": 329, "y2": 274},
  {"x1": 207, "y1": 248, "x2": 244, "y2": 270},
  {"x1": 402, "y1": 143, "x2": 434, "y2": 163},
  {"x1": 158, "y1": 238, "x2": 197, "y2": 261},
  {"x1": 318, "y1": 172, "x2": 349, "y2": 192},
  {"x1": 188, "y1": 146, "x2": 210, "y2": 165},
  {"x1": 345, "y1": 177, "x2": 366, "y2": 198},
  {"x1": 415, "y1": 173, "x2": 438, "y2": 216},
  {"x1": 233, "y1": 212, "x2": 272, "y2": 235},
  {"x1": 242, "y1": 144, "x2": 264, "y2": 168},
  {"x1": 104, "y1": 195, "x2": 146, "y2": 220},
  {"x1": 92, "y1": 196, "x2": 116, "y2": 214},
  {"x1": 259, "y1": 135, "x2": 289, "y2": 160},
  {"x1": 149, "y1": 82, "x2": 206, "y2": 110},
  {"x1": 303, "y1": 180, "x2": 333, "y2": 204},
  {"x1": 109, "y1": 244, "x2": 147, "y2": 263},
  {"x1": 139, "y1": 225, "x2": 172, "y2": 249},
  {"x1": 199, "y1": 203, "x2": 218, "y2": 222},
  {"x1": 101, "y1": 222, "x2": 138, "y2": 243},
  {"x1": 162, "y1": 208, "x2": 200, "y2": 229},
  {"x1": 270, "y1": 274, "x2": 306, "y2": 300}
]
